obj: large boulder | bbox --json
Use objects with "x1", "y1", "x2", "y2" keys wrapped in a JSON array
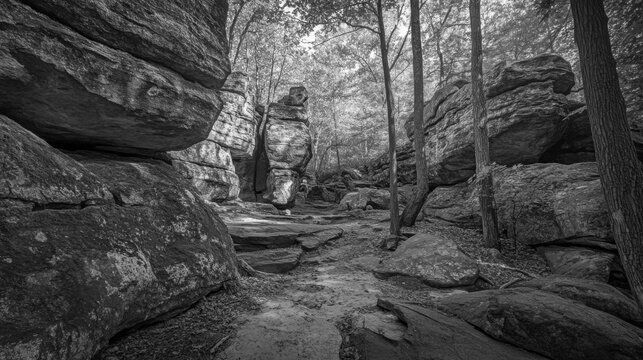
[
  {"x1": 0, "y1": 116, "x2": 238, "y2": 360},
  {"x1": 374, "y1": 233, "x2": 479, "y2": 288},
  {"x1": 373, "y1": 55, "x2": 575, "y2": 186},
  {"x1": 19, "y1": 0, "x2": 230, "y2": 88},
  {"x1": 0, "y1": 0, "x2": 225, "y2": 154},
  {"x1": 423, "y1": 162, "x2": 610, "y2": 246},
  {"x1": 510, "y1": 276, "x2": 642, "y2": 325},
  {"x1": 169, "y1": 141, "x2": 240, "y2": 202},
  {"x1": 353, "y1": 301, "x2": 548, "y2": 360},
  {"x1": 435, "y1": 288, "x2": 643, "y2": 360}
]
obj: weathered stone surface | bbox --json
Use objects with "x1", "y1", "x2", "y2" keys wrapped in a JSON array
[
  {"x1": 222, "y1": 71, "x2": 250, "y2": 95},
  {"x1": 0, "y1": 0, "x2": 224, "y2": 154},
  {"x1": 0, "y1": 119, "x2": 238, "y2": 360},
  {"x1": 339, "y1": 188, "x2": 391, "y2": 210},
  {"x1": 540, "y1": 106, "x2": 596, "y2": 164},
  {"x1": 372, "y1": 55, "x2": 575, "y2": 186},
  {"x1": 168, "y1": 140, "x2": 234, "y2": 171},
  {"x1": 238, "y1": 248, "x2": 303, "y2": 274},
  {"x1": 264, "y1": 169, "x2": 299, "y2": 209},
  {"x1": 374, "y1": 233, "x2": 479, "y2": 287},
  {"x1": 0, "y1": 115, "x2": 112, "y2": 210},
  {"x1": 20, "y1": 0, "x2": 230, "y2": 88},
  {"x1": 265, "y1": 119, "x2": 312, "y2": 171},
  {"x1": 436, "y1": 288, "x2": 643, "y2": 360},
  {"x1": 539, "y1": 246, "x2": 615, "y2": 282},
  {"x1": 362, "y1": 142, "x2": 417, "y2": 187},
  {"x1": 510, "y1": 276, "x2": 642, "y2": 325},
  {"x1": 353, "y1": 301, "x2": 547, "y2": 360},
  {"x1": 423, "y1": 162, "x2": 611, "y2": 246},
  {"x1": 267, "y1": 103, "x2": 309, "y2": 124},
  {"x1": 209, "y1": 74, "x2": 257, "y2": 158},
  {"x1": 172, "y1": 160, "x2": 240, "y2": 202},
  {"x1": 297, "y1": 228, "x2": 344, "y2": 251},
  {"x1": 485, "y1": 54, "x2": 575, "y2": 98}
]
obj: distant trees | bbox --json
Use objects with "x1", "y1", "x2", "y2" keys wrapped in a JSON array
[
  {"x1": 286, "y1": 0, "x2": 407, "y2": 236},
  {"x1": 469, "y1": 0, "x2": 499, "y2": 248},
  {"x1": 569, "y1": 0, "x2": 643, "y2": 310}
]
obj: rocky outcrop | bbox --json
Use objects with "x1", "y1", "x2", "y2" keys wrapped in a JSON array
[
  {"x1": 374, "y1": 233, "x2": 479, "y2": 288},
  {"x1": 19, "y1": 0, "x2": 229, "y2": 88},
  {"x1": 0, "y1": 0, "x2": 227, "y2": 154},
  {"x1": 510, "y1": 276, "x2": 642, "y2": 325},
  {"x1": 211, "y1": 72, "x2": 258, "y2": 159},
  {"x1": 261, "y1": 87, "x2": 313, "y2": 208},
  {"x1": 435, "y1": 288, "x2": 643, "y2": 360},
  {"x1": 169, "y1": 141, "x2": 240, "y2": 202},
  {"x1": 423, "y1": 162, "x2": 610, "y2": 246},
  {"x1": 540, "y1": 106, "x2": 596, "y2": 164},
  {"x1": 354, "y1": 300, "x2": 547, "y2": 360},
  {"x1": 369, "y1": 54, "x2": 575, "y2": 186},
  {"x1": 0, "y1": 115, "x2": 238, "y2": 360},
  {"x1": 167, "y1": 72, "x2": 258, "y2": 202}
]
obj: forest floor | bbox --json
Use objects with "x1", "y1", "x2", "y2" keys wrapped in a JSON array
[{"x1": 95, "y1": 202, "x2": 548, "y2": 360}]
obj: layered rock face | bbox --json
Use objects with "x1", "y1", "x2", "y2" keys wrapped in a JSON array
[
  {"x1": 0, "y1": 0, "x2": 228, "y2": 154},
  {"x1": 0, "y1": 1, "x2": 237, "y2": 358},
  {"x1": 261, "y1": 87, "x2": 313, "y2": 208},
  {"x1": 169, "y1": 72, "x2": 257, "y2": 202},
  {"x1": 0, "y1": 116, "x2": 238, "y2": 360},
  {"x1": 403, "y1": 54, "x2": 575, "y2": 186},
  {"x1": 423, "y1": 162, "x2": 610, "y2": 246}
]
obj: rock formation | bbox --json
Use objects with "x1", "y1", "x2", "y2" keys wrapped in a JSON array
[
  {"x1": 423, "y1": 162, "x2": 610, "y2": 246},
  {"x1": 260, "y1": 87, "x2": 313, "y2": 208},
  {"x1": 169, "y1": 72, "x2": 257, "y2": 202},
  {"x1": 0, "y1": 1, "x2": 237, "y2": 358},
  {"x1": 0, "y1": 0, "x2": 227, "y2": 155}
]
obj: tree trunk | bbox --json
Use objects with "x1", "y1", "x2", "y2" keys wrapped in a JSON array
[
  {"x1": 400, "y1": 0, "x2": 430, "y2": 227},
  {"x1": 377, "y1": 0, "x2": 400, "y2": 236},
  {"x1": 570, "y1": 0, "x2": 643, "y2": 311},
  {"x1": 469, "y1": 0, "x2": 499, "y2": 248}
]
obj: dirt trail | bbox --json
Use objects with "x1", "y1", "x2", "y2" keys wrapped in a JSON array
[{"x1": 96, "y1": 204, "x2": 545, "y2": 360}]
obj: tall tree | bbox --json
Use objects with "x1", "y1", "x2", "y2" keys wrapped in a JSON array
[
  {"x1": 287, "y1": 0, "x2": 403, "y2": 236},
  {"x1": 400, "y1": 0, "x2": 429, "y2": 227},
  {"x1": 469, "y1": 0, "x2": 499, "y2": 248},
  {"x1": 569, "y1": 0, "x2": 643, "y2": 310}
]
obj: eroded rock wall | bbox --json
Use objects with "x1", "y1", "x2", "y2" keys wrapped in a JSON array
[{"x1": 0, "y1": 1, "x2": 237, "y2": 358}]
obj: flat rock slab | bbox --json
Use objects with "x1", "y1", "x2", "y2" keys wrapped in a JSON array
[
  {"x1": 436, "y1": 288, "x2": 643, "y2": 360},
  {"x1": 297, "y1": 228, "x2": 344, "y2": 251},
  {"x1": 220, "y1": 301, "x2": 341, "y2": 360},
  {"x1": 238, "y1": 248, "x2": 303, "y2": 274},
  {"x1": 226, "y1": 216, "x2": 343, "y2": 252},
  {"x1": 510, "y1": 275, "x2": 642, "y2": 325},
  {"x1": 353, "y1": 301, "x2": 547, "y2": 360},
  {"x1": 374, "y1": 233, "x2": 479, "y2": 287}
]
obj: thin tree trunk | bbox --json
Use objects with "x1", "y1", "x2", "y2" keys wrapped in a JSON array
[
  {"x1": 332, "y1": 99, "x2": 341, "y2": 172},
  {"x1": 377, "y1": 0, "x2": 400, "y2": 236},
  {"x1": 470, "y1": 0, "x2": 499, "y2": 248},
  {"x1": 570, "y1": 0, "x2": 643, "y2": 311},
  {"x1": 400, "y1": 0, "x2": 430, "y2": 227}
]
